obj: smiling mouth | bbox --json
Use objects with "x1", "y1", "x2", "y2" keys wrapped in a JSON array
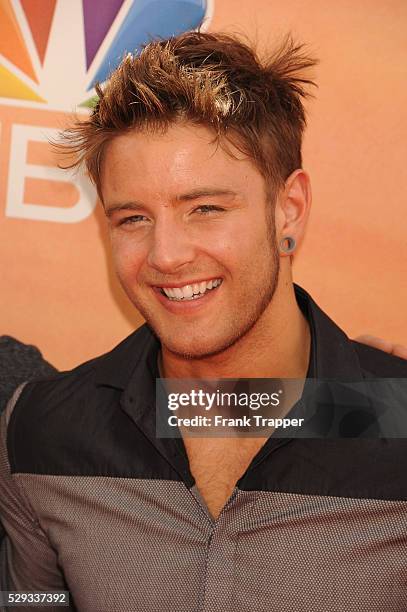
[{"x1": 157, "y1": 278, "x2": 223, "y2": 301}]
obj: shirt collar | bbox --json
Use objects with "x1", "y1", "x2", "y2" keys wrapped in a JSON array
[
  {"x1": 294, "y1": 284, "x2": 363, "y2": 381},
  {"x1": 94, "y1": 285, "x2": 372, "y2": 459},
  {"x1": 94, "y1": 324, "x2": 160, "y2": 390}
]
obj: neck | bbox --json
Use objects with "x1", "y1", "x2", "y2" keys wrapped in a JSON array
[{"x1": 161, "y1": 281, "x2": 311, "y2": 379}]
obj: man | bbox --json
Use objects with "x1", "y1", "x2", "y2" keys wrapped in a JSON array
[{"x1": 1, "y1": 32, "x2": 407, "y2": 611}]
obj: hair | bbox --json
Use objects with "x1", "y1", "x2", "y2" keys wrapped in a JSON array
[{"x1": 60, "y1": 31, "x2": 318, "y2": 202}]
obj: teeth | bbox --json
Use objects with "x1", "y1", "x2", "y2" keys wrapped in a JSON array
[
  {"x1": 183, "y1": 285, "x2": 193, "y2": 298},
  {"x1": 161, "y1": 278, "x2": 222, "y2": 301}
]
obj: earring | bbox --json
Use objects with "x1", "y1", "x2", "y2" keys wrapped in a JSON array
[{"x1": 280, "y1": 236, "x2": 296, "y2": 254}]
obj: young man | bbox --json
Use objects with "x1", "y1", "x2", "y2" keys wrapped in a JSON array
[{"x1": 1, "y1": 33, "x2": 406, "y2": 611}]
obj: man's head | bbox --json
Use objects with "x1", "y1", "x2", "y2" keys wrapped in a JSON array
[{"x1": 62, "y1": 32, "x2": 316, "y2": 359}]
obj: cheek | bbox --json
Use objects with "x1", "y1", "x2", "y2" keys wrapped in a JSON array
[
  {"x1": 110, "y1": 235, "x2": 146, "y2": 282},
  {"x1": 222, "y1": 224, "x2": 270, "y2": 263},
  {"x1": 207, "y1": 218, "x2": 261, "y2": 256}
]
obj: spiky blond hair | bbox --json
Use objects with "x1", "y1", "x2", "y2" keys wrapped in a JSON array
[{"x1": 61, "y1": 31, "x2": 317, "y2": 201}]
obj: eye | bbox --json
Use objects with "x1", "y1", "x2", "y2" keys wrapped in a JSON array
[
  {"x1": 194, "y1": 205, "x2": 225, "y2": 215},
  {"x1": 118, "y1": 214, "x2": 149, "y2": 226}
]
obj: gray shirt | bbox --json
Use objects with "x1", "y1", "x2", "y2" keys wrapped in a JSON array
[{"x1": 1, "y1": 286, "x2": 407, "y2": 611}]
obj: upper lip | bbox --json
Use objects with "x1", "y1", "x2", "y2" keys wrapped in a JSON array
[{"x1": 152, "y1": 277, "x2": 221, "y2": 288}]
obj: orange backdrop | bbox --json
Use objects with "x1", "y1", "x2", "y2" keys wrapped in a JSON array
[{"x1": 1, "y1": 0, "x2": 406, "y2": 370}]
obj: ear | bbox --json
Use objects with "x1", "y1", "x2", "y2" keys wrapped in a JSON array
[{"x1": 275, "y1": 169, "x2": 312, "y2": 256}]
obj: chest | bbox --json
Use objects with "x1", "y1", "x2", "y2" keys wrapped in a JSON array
[{"x1": 182, "y1": 437, "x2": 267, "y2": 518}]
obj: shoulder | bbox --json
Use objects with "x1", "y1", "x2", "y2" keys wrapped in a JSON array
[
  {"x1": 351, "y1": 340, "x2": 407, "y2": 377},
  {"x1": 13, "y1": 325, "x2": 152, "y2": 402},
  {"x1": 13, "y1": 323, "x2": 154, "y2": 406},
  {"x1": 5, "y1": 325, "x2": 155, "y2": 475},
  {"x1": 0, "y1": 336, "x2": 57, "y2": 415}
]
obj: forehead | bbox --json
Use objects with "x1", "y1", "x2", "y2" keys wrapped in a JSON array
[{"x1": 100, "y1": 122, "x2": 266, "y2": 204}]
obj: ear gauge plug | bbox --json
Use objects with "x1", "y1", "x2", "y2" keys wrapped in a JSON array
[{"x1": 279, "y1": 236, "x2": 296, "y2": 254}]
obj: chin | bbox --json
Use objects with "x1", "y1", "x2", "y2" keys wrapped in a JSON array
[
  {"x1": 158, "y1": 334, "x2": 219, "y2": 360},
  {"x1": 157, "y1": 326, "x2": 247, "y2": 361}
]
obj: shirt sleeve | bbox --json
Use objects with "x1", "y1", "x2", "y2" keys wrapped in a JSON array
[{"x1": 0, "y1": 384, "x2": 72, "y2": 603}]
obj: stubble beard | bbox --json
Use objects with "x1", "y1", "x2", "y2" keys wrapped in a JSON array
[
  {"x1": 132, "y1": 205, "x2": 280, "y2": 360},
  {"x1": 165, "y1": 202, "x2": 281, "y2": 360},
  {"x1": 151, "y1": 244, "x2": 280, "y2": 361},
  {"x1": 170, "y1": 244, "x2": 280, "y2": 360}
]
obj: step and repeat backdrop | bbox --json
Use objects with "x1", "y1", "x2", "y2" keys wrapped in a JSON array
[{"x1": 1, "y1": 0, "x2": 406, "y2": 369}]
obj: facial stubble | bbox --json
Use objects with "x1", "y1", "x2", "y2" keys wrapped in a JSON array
[{"x1": 147, "y1": 207, "x2": 281, "y2": 360}]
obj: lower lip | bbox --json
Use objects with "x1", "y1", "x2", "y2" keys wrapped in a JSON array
[{"x1": 153, "y1": 284, "x2": 221, "y2": 314}]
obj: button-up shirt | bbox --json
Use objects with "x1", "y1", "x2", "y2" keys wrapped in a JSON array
[{"x1": 1, "y1": 286, "x2": 407, "y2": 611}]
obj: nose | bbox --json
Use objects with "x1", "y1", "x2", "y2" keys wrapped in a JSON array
[{"x1": 147, "y1": 214, "x2": 196, "y2": 274}]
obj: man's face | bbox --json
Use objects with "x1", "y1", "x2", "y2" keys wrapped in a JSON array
[{"x1": 101, "y1": 122, "x2": 280, "y2": 359}]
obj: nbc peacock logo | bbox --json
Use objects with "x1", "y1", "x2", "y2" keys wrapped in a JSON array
[{"x1": 0, "y1": 0, "x2": 211, "y2": 223}]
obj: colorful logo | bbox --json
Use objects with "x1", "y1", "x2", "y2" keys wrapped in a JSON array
[
  {"x1": 0, "y1": 0, "x2": 211, "y2": 223},
  {"x1": 0, "y1": 0, "x2": 211, "y2": 108}
]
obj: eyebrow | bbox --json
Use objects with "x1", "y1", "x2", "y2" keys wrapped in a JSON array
[
  {"x1": 105, "y1": 202, "x2": 145, "y2": 218},
  {"x1": 105, "y1": 188, "x2": 239, "y2": 217},
  {"x1": 176, "y1": 188, "x2": 238, "y2": 201}
]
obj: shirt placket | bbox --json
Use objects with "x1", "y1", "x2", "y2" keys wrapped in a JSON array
[{"x1": 196, "y1": 490, "x2": 239, "y2": 612}]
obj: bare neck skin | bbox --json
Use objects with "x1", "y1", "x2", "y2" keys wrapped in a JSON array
[{"x1": 161, "y1": 278, "x2": 311, "y2": 380}]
